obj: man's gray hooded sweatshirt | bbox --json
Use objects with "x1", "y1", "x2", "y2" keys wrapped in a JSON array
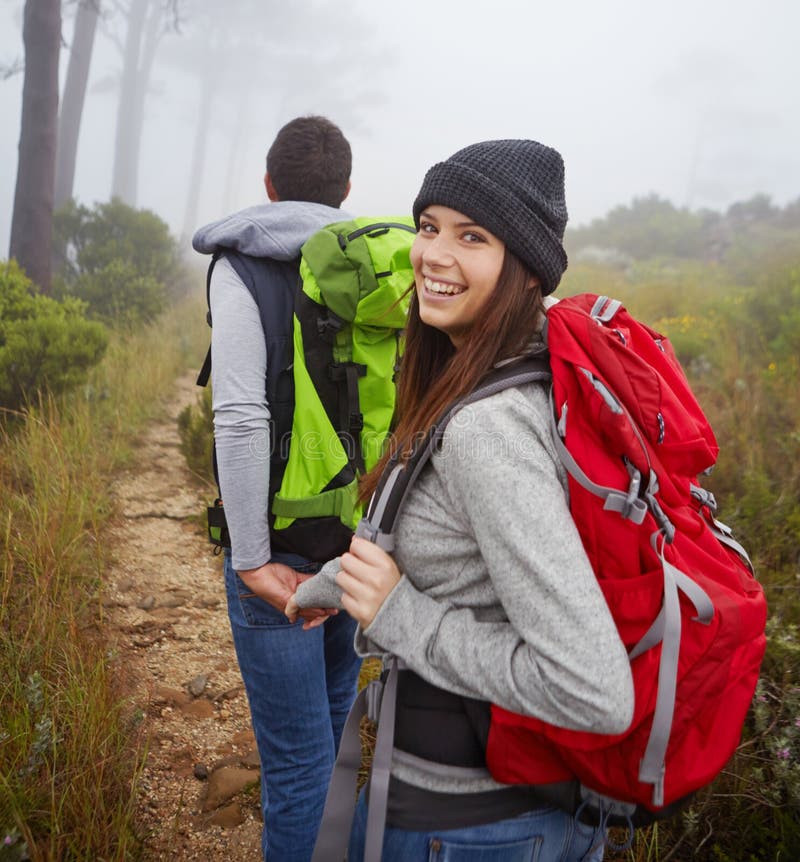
[{"x1": 192, "y1": 201, "x2": 348, "y2": 572}]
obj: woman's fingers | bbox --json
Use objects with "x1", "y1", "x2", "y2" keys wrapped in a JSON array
[
  {"x1": 336, "y1": 545, "x2": 401, "y2": 629},
  {"x1": 348, "y1": 535, "x2": 392, "y2": 565}
]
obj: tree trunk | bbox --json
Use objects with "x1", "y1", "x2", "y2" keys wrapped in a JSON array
[
  {"x1": 110, "y1": 0, "x2": 149, "y2": 204},
  {"x1": 9, "y1": 0, "x2": 62, "y2": 294},
  {"x1": 221, "y1": 86, "x2": 251, "y2": 215},
  {"x1": 54, "y1": 0, "x2": 101, "y2": 210},
  {"x1": 181, "y1": 66, "x2": 217, "y2": 243},
  {"x1": 128, "y1": 1, "x2": 163, "y2": 198}
]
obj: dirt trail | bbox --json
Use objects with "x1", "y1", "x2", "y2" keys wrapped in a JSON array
[{"x1": 105, "y1": 371, "x2": 263, "y2": 860}]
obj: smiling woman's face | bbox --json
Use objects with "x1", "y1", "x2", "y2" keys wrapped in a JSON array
[{"x1": 410, "y1": 204, "x2": 506, "y2": 349}]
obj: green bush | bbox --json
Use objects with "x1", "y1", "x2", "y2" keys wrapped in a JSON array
[
  {"x1": 64, "y1": 258, "x2": 167, "y2": 325},
  {"x1": 0, "y1": 260, "x2": 108, "y2": 413},
  {"x1": 176, "y1": 385, "x2": 215, "y2": 485},
  {"x1": 53, "y1": 198, "x2": 184, "y2": 325}
]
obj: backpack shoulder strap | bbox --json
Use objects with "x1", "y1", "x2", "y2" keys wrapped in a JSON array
[
  {"x1": 196, "y1": 251, "x2": 222, "y2": 387},
  {"x1": 357, "y1": 356, "x2": 551, "y2": 552}
]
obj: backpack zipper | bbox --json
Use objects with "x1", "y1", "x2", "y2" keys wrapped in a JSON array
[{"x1": 338, "y1": 222, "x2": 416, "y2": 249}]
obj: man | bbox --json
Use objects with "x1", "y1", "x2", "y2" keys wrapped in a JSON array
[{"x1": 192, "y1": 116, "x2": 361, "y2": 861}]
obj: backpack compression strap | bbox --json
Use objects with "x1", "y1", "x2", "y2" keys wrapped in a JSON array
[
  {"x1": 196, "y1": 251, "x2": 222, "y2": 388},
  {"x1": 310, "y1": 357, "x2": 551, "y2": 862}
]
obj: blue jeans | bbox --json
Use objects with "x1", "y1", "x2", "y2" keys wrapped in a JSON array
[
  {"x1": 347, "y1": 789, "x2": 606, "y2": 862},
  {"x1": 224, "y1": 551, "x2": 361, "y2": 862}
]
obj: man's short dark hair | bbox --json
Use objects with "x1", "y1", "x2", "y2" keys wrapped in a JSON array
[{"x1": 266, "y1": 116, "x2": 352, "y2": 207}]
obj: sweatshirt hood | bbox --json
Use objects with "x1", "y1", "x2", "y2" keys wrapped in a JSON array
[{"x1": 192, "y1": 201, "x2": 350, "y2": 260}]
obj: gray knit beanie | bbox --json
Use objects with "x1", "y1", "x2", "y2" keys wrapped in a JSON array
[{"x1": 412, "y1": 139, "x2": 568, "y2": 295}]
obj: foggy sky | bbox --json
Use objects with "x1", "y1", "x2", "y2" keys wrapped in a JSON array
[{"x1": 1, "y1": 0, "x2": 799, "y2": 255}]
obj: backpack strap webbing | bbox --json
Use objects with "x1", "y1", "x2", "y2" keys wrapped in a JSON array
[
  {"x1": 329, "y1": 360, "x2": 368, "y2": 473},
  {"x1": 196, "y1": 251, "x2": 221, "y2": 388}
]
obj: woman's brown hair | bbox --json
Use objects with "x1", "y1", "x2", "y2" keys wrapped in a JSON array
[{"x1": 360, "y1": 249, "x2": 545, "y2": 501}]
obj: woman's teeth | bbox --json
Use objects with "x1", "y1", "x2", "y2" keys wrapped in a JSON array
[{"x1": 424, "y1": 277, "x2": 466, "y2": 296}]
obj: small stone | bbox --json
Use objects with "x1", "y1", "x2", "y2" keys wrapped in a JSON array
[
  {"x1": 137, "y1": 595, "x2": 156, "y2": 610},
  {"x1": 208, "y1": 801, "x2": 245, "y2": 829},
  {"x1": 214, "y1": 687, "x2": 241, "y2": 703},
  {"x1": 181, "y1": 699, "x2": 215, "y2": 719},
  {"x1": 233, "y1": 729, "x2": 256, "y2": 747},
  {"x1": 241, "y1": 748, "x2": 260, "y2": 769},
  {"x1": 153, "y1": 685, "x2": 191, "y2": 707},
  {"x1": 188, "y1": 674, "x2": 209, "y2": 697},
  {"x1": 198, "y1": 596, "x2": 221, "y2": 608},
  {"x1": 194, "y1": 763, "x2": 209, "y2": 781},
  {"x1": 202, "y1": 767, "x2": 258, "y2": 811},
  {"x1": 160, "y1": 595, "x2": 187, "y2": 609}
]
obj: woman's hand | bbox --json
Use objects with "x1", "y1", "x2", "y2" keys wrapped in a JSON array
[
  {"x1": 336, "y1": 536, "x2": 401, "y2": 629},
  {"x1": 284, "y1": 589, "x2": 338, "y2": 630}
]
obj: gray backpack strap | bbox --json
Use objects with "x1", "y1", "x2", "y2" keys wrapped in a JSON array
[
  {"x1": 310, "y1": 684, "x2": 370, "y2": 862},
  {"x1": 363, "y1": 657, "x2": 400, "y2": 861},
  {"x1": 310, "y1": 659, "x2": 400, "y2": 862},
  {"x1": 634, "y1": 539, "x2": 714, "y2": 806}
]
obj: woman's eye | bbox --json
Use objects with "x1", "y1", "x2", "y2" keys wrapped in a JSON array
[
  {"x1": 419, "y1": 222, "x2": 438, "y2": 235},
  {"x1": 462, "y1": 231, "x2": 485, "y2": 243}
]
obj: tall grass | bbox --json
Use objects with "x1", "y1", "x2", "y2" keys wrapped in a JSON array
[{"x1": 0, "y1": 297, "x2": 207, "y2": 860}]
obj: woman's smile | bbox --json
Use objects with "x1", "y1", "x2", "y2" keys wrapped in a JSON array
[{"x1": 422, "y1": 275, "x2": 467, "y2": 296}]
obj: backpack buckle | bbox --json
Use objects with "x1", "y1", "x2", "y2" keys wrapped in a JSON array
[
  {"x1": 349, "y1": 412, "x2": 364, "y2": 433},
  {"x1": 365, "y1": 678, "x2": 384, "y2": 723}
]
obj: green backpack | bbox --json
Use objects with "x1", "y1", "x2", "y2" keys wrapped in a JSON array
[
  {"x1": 200, "y1": 216, "x2": 416, "y2": 561},
  {"x1": 271, "y1": 217, "x2": 415, "y2": 560}
]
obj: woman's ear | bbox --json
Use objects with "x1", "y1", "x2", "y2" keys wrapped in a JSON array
[{"x1": 528, "y1": 276, "x2": 541, "y2": 291}]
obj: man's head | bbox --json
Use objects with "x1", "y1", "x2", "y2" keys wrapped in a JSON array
[{"x1": 265, "y1": 116, "x2": 352, "y2": 207}]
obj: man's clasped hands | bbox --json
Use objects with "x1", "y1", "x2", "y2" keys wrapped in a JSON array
[{"x1": 237, "y1": 536, "x2": 401, "y2": 631}]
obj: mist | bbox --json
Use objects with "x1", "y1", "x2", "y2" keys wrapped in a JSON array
[{"x1": 2, "y1": 0, "x2": 799, "y2": 255}]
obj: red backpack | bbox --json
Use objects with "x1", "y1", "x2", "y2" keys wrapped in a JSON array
[
  {"x1": 483, "y1": 295, "x2": 767, "y2": 817},
  {"x1": 311, "y1": 294, "x2": 768, "y2": 862}
]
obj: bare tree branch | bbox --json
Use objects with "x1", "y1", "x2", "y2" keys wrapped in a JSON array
[
  {"x1": 0, "y1": 58, "x2": 24, "y2": 80},
  {"x1": 161, "y1": 0, "x2": 184, "y2": 34}
]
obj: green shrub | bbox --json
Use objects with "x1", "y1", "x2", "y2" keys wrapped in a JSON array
[
  {"x1": 177, "y1": 385, "x2": 215, "y2": 485},
  {"x1": 64, "y1": 258, "x2": 167, "y2": 325},
  {"x1": 0, "y1": 260, "x2": 108, "y2": 413},
  {"x1": 54, "y1": 198, "x2": 185, "y2": 325}
]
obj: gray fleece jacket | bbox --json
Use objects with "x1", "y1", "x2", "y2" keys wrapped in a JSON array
[
  {"x1": 296, "y1": 380, "x2": 634, "y2": 794},
  {"x1": 192, "y1": 201, "x2": 349, "y2": 571}
]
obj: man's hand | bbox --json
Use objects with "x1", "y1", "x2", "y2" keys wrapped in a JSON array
[
  {"x1": 336, "y1": 536, "x2": 401, "y2": 629},
  {"x1": 238, "y1": 563, "x2": 338, "y2": 624},
  {"x1": 284, "y1": 590, "x2": 337, "y2": 630}
]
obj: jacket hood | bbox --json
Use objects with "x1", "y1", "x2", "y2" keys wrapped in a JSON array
[{"x1": 192, "y1": 201, "x2": 350, "y2": 260}]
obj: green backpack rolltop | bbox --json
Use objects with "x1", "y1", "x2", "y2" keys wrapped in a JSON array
[{"x1": 201, "y1": 217, "x2": 416, "y2": 562}]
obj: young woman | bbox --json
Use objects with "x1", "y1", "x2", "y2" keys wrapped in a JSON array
[{"x1": 288, "y1": 139, "x2": 635, "y2": 861}]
